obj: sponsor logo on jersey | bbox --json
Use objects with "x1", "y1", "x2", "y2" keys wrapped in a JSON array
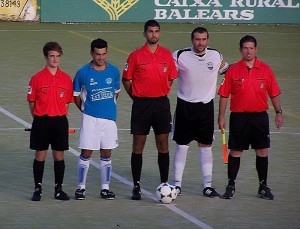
[
  {"x1": 90, "y1": 78, "x2": 98, "y2": 86},
  {"x1": 91, "y1": 88, "x2": 113, "y2": 101}
]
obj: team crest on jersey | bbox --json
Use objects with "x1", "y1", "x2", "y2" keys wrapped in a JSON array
[
  {"x1": 207, "y1": 62, "x2": 213, "y2": 70},
  {"x1": 106, "y1": 78, "x2": 112, "y2": 85},
  {"x1": 60, "y1": 91, "x2": 65, "y2": 98}
]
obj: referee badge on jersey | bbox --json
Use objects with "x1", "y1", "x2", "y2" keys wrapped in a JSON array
[
  {"x1": 163, "y1": 66, "x2": 167, "y2": 73},
  {"x1": 27, "y1": 86, "x2": 32, "y2": 94},
  {"x1": 124, "y1": 63, "x2": 128, "y2": 71},
  {"x1": 207, "y1": 62, "x2": 213, "y2": 70}
]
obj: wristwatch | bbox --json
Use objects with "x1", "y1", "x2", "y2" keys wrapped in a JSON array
[{"x1": 275, "y1": 110, "x2": 283, "y2": 114}]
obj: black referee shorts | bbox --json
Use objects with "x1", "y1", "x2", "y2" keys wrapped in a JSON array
[
  {"x1": 30, "y1": 115, "x2": 69, "y2": 151},
  {"x1": 131, "y1": 96, "x2": 171, "y2": 135},
  {"x1": 229, "y1": 112, "x2": 270, "y2": 150}
]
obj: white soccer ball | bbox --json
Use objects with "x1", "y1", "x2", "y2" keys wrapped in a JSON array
[{"x1": 155, "y1": 183, "x2": 177, "y2": 204}]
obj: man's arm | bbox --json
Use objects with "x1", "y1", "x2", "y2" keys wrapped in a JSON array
[
  {"x1": 115, "y1": 92, "x2": 120, "y2": 100},
  {"x1": 218, "y1": 96, "x2": 229, "y2": 131},
  {"x1": 74, "y1": 96, "x2": 82, "y2": 111},
  {"x1": 122, "y1": 78, "x2": 133, "y2": 100},
  {"x1": 271, "y1": 95, "x2": 283, "y2": 129},
  {"x1": 28, "y1": 101, "x2": 35, "y2": 118}
]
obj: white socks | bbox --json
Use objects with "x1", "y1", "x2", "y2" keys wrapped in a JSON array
[
  {"x1": 77, "y1": 154, "x2": 90, "y2": 190},
  {"x1": 173, "y1": 145, "x2": 213, "y2": 189},
  {"x1": 199, "y1": 146, "x2": 213, "y2": 188},
  {"x1": 77, "y1": 154, "x2": 112, "y2": 191},
  {"x1": 173, "y1": 144, "x2": 189, "y2": 187},
  {"x1": 100, "y1": 157, "x2": 112, "y2": 190}
]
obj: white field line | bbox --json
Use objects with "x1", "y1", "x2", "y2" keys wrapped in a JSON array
[
  {"x1": 0, "y1": 106, "x2": 212, "y2": 229},
  {"x1": 0, "y1": 29, "x2": 299, "y2": 35}
]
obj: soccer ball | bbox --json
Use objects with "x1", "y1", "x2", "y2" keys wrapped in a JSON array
[{"x1": 155, "y1": 183, "x2": 177, "y2": 204}]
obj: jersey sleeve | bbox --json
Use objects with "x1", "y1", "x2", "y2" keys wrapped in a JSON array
[
  {"x1": 27, "y1": 76, "x2": 36, "y2": 102},
  {"x1": 114, "y1": 67, "x2": 121, "y2": 93},
  {"x1": 66, "y1": 76, "x2": 74, "y2": 103},
  {"x1": 219, "y1": 57, "x2": 229, "y2": 75},
  {"x1": 266, "y1": 66, "x2": 281, "y2": 97},
  {"x1": 172, "y1": 50, "x2": 179, "y2": 69},
  {"x1": 122, "y1": 52, "x2": 135, "y2": 80},
  {"x1": 168, "y1": 52, "x2": 178, "y2": 81},
  {"x1": 218, "y1": 68, "x2": 232, "y2": 98}
]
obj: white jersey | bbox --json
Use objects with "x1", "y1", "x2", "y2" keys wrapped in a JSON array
[{"x1": 173, "y1": 47, "x2": 228, "y2": 103}]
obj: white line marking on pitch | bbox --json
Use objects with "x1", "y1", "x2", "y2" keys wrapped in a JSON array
[
  {"x1": 0, "y1": 106, "x2": 212, "y2": 229},
  {"x1": 0, "y1": 29, "x2": 299, "y2": 35}
]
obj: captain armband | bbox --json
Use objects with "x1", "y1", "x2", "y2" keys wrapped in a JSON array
[{"x1": 219, "y1": 61, "x2": 230, "y2": 75}]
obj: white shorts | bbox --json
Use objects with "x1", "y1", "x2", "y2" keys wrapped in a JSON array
[{"x1": 78, "y1": 113, "x2": 118, "y2": 150}]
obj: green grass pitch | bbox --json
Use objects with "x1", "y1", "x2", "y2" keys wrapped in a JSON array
[{"x1": 0, "y1": 22, "x2": 299, "y2": 229}]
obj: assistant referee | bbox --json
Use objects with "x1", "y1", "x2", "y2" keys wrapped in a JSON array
[
  {"x1": 27, "y1": 41, "x2": 73, "y2": 201},
  {"x1": 218, "y1": 35, "x2": 283, "y2": 200}
]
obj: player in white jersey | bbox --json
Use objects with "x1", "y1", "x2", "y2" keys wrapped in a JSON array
[{"x1": 172, "y1": 27, "x2": 229, "y2": 197}]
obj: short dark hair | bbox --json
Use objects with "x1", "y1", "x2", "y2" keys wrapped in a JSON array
[
  {"x1": 91, "y1": 38, "x2": 108, "y2": 52},
  {"x1": 240, "y1": 35, "x2": 257, "y2": 48},
  {"x1": 191, "y1": 27, "x2": 209, "y2": 39},
  {"x1": 43, "y1": 41, "x2": 63, "y2": 57},
  {"x1": 144, "y1": 19, "x2": 160, "y2": 33}
]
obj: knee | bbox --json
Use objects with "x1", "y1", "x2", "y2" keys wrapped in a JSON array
[
  {"x1": 256, "y1": 149, "x2": 269, "y2": 157},
  {"x1": 157, "y1": 141, "x2": 169, "y2": 153},
  {"x1": 176, "y1": 144, "x2": 189, "y2": 151},
  {"x1": 100, "y1": 150, "x2": 112, "y2": 158}
]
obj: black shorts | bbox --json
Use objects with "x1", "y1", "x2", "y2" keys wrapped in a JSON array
[
  {"x1": 30, "y1": 115, "x2": 69, "y2": 151},
  {"x1": 229, "y1": 112, "x2": 270, "y2": 150},
  {"x1": 172, "y1": 98, "x2": 214, "y2": 145},
  {"x1": 131, "y1": 96, "x2": 171, "y2": 135}
]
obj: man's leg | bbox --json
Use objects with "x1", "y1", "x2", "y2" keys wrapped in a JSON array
[
  {"x1": 53, "y1": 150, "x2": 69, "y2": 201},
  {"x1": 173, "y1": 144, "x2": 189, "y2": 191},
  {"x1": 155, "y1": 133, "x2": 169, "y2": 183},
  {"x1": 256, "y1": 148, "x2": 274, "y2": 200},
  {"x1": 100, "y1": 149, "x2": 115, "y2": 200},
  {"x1": 131, "y1": 135, "x2": 146, "y2": 200},
  {"x1": 75, "y1": 149, "x2": 92, "y2": 200},
  {"x1": 31, "y1": 150, "x2": 47, "y2": 201}
]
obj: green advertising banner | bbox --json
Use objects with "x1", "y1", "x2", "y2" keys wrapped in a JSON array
[{"x1": 40, "y1": 0, "x2": 300, "y2": 24}]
